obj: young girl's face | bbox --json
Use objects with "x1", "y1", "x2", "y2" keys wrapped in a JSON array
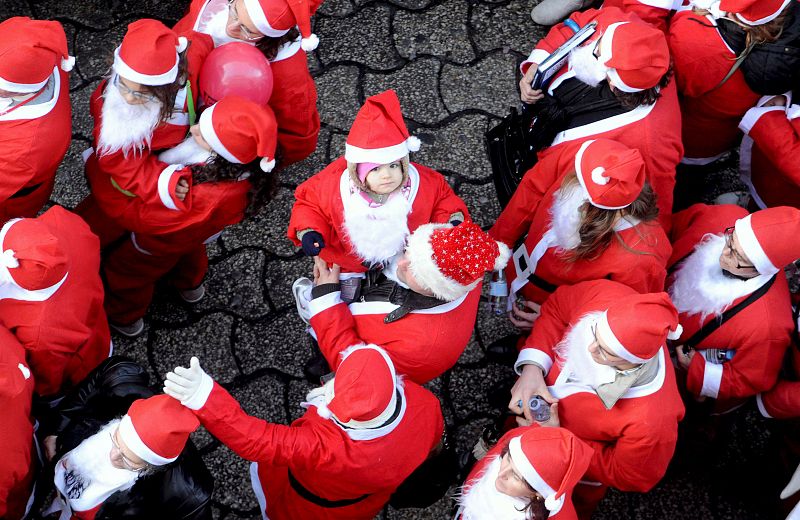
[
  {"x1": 364, "y1": 161, "x2": 403, "y2": 195},
  {"x1": 190, "y1": 124, "x2": 213, "y2": 151}
]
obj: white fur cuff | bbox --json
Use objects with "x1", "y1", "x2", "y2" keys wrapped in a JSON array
[
  {"x1": 308, "y1": 291, "x2": 343, "y2": 319},
  {"x1": 182, "y1": 372, "x2": 215, "y2": 411},
  {"x1": 514, "y1": 348, "x2": 553, "y2": 376}
]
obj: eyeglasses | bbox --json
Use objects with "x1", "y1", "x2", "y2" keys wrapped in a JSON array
[
  {"x1": 113, "y1": 75, "x2": 157, "y2": 103},
  {"x1": 723, "y1": 227, "x2": 756, "y2": 270},
  {"x1": 227, "y1": 0, "x2": 264, "y2": 41},
  {"x1": 109, "y1": 430, "x2": 147, "y2": 472},
  {"x1": 590, "y1": 323, "x2": 619, "y2": 363}
]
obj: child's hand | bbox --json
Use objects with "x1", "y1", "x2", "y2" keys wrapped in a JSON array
[
  {"x1": 175, "y1": 178, "x2": 190, "y2": 202},
  {"x1": 301, "y1": 231, "x2": 325, "y2": 256}
]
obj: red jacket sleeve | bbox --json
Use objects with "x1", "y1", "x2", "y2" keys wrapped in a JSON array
[
  {"x1": 308, "y1": 294, "x2": 364, "y2": 369},
  {"x1": 416, "y1": 165, "x2": 470, "y2": 224},
  {"x1": 287, "y1": 163, "x2": 340, "y2": 246},
  {"x1": 748, "y1": 111, "x2": 800, "y2": 186},
  {"x1": 760, "y1": 378, "x2": 800, "y2": 419}
]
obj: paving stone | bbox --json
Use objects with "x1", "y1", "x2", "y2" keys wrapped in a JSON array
[
  {"x1": 69, "y1": 81, "x2": 99, "y2": 138},
  {"x1": 393, "y1": 0, "x2": 475, "y2": 64},
  {"x1": 363, "y1": 57, "x2": 448, "y2": 125},
  {"x1": 448, "y1": 364, "x2": 514, "y2": 421},
  {"x1": 196, "y1": 249, "x2": 269, "y2": 319},
  {"x1": 471, "y1": 0, "x2": 545, "y2": 56},
  {"x1": 316, "y1": 5, "x2": 403, "y2": 69},
  {"x1": 107, "y1": 328, "x2": 154, "y2": 380},
  {"x1": 287, "y1": 380, "x2": 316, "y2": 422},
  {"x1": 30, "y1": 0, "x2": 117, "y2": 29},
  {"x1": 280, "y1": 126, "x2": 333, "y2": 187},
  {"x1": 204, "y1": 446, "x2": 259, "y2": 514},
  {"x1": 456, "y1": 181, "x2": 502, "y2": 228},
  {"x1": 263, "y1": 255, "x2": 315, "y2": 310},
  {"x1": 317, "y1": 0, "x2": 356, "y2": 17},
  {"x1": 222, "y1": 187, "x2": 298, "y2": 256},
  {"x1": 236, "y1": 313, "x2": 313, "y2": 378},
  {"x1": 314, "y1": 65, "x2": 363, "y2": 131},
  {"x1": 52, "y1": 141, "x2": 92, "y2": 209},
  {"x1": 412, "y1": 114, "x2": 492, "y2": 180},
  {"x1": 73, "y1": 26, "x2": 125, "y2": 81},
  {"x1": 1, "y1": 0, "x2": 33, "y2": 16},
  {"x1": 229, "y1": 372, "x2": 288, "y2": 426},
  {"x1": 441, "y1": 51, "x2": 519, "y2": 117}
]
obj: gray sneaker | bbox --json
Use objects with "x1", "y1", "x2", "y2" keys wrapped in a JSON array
[
  {"x1": 110, "y1": 318, "x2": 145, "y2": 338},
  {"x1": 531, "y1": 0, "x2": 592, "y2": 26},
  {"x1": 179, "y1": 283, "x2": 206, "y2": 303},
  {"x1": 292, "y1": 277, "x2": 314, "y2": 325}
]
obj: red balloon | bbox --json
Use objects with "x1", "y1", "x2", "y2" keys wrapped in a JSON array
[{"x1": 198, "y1": 42, "x2": 273, "y2": 107}]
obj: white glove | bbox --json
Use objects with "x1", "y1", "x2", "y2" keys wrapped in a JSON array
[
  {"x1": 782, "y1": 461, "x2": 800, "y2": 499},
  {"x1": 164, "y1": 357, "x2": 214, "y2": 410}
]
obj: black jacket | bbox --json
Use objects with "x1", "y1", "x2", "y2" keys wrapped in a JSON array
[{"x1": 40, "y1": 356, "x2": 214, "y2": 520}]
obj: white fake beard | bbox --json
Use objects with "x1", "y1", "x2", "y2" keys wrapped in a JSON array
[
  {"x1": 457, "y1": 456, "x2": 528, "y2": 520},
  {"x1": 97, "y1": 77, "x2": 162, "y2": 157},
  {"x1": 669, "y1": 234, "x2": 766, "y2": 321},
  {"x1": 569, "y1": 43, "x2": 609, "y2": 88},
  {"x1": 57, "y1": 419, "x2": 140, "y2": 510},
  {"x1": 554, "y1": 312, "x2": 618, "y2": 389},
  {"x1": 342, "y1": 191, "x2": 412, "y2": 266},
  {"x1": 205, "y1": 9, "x2": 241, "y2": 47},
  {"x1": 549, "y1": 184, "x2": 588, "y2": 251},
  {"x1": 158, "y1": 136, "x2": 214, "y2": 165}
]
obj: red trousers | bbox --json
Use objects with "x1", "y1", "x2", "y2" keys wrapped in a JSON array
[
  {"x1": 74, "y1": 194, "x2": 127, "y2": 249},
  {"x1": 0, "y1": 175, "x2": 56, "y2": 222}
]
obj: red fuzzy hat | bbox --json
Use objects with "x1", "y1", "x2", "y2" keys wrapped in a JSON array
[
  {"x1": 0, "y1": 17, "x2": 74, "y2": 93},
  {"x1": 720, "y1": 0, "x2": 791, "y2": 25},
  {"x1": 113, "y1": 19, "x2": 188, "y2": 86},
  {"x1": 345, "y1": 90, "x2": 421, "y2": 165},
  {"x1": 243, "y1": 0, "x2": 322, "y2": 51},
  {"x1": 1, "y1": 218, "x2": 68, "y2": 292},
  {"x1": 596, "y1": 292, "x2": 682, "y2": 363},
  {"x1": 118, "y1": 395, "x2": 200, "y2": 466},
  {"x1": 508, "y1": 427, "x2": 594, "y2": 514},
  {"x1": 735, "y1": 206, "x2": 800, "y2": 276},
  {"x1": 404, "y1": 222, "x2": 511, "y2": 302},
  {"x1": 199, "y1": 96, "x2": 278, "y2": 172},
  {"x1": 574, "y1": 139, "x2": 645, "y2": 210},
  {"x1": 598, "y1": 21, "x2": 669, "y2": 92},
  {"x1": 324, "y1": 345, "x2": 399, "y2": 427}
]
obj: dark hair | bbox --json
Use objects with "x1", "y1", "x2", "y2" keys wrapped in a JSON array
[
  {"x1": 191, "y1": 155, "x2": 278, "y2": 217},
  {"x1": 559, "y1": 172, "x2": 660, "y2": 261},
  {"x1": 498, "y1": 445, "x2": 550, "y2": 520},
  {"x1": 693, "y1": 6, "x2": 789, "y2": 47},
  {"x1": 612, "y1": 62, "x2": 673, "y2": 109},
  {"x1": 255, "y1": 27, "x2": 301, "y2": 61}
]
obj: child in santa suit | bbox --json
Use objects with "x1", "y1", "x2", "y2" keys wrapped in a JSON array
[
  {"x1": 76, "y1": 19, "x2": 213, "y2": 247},
  {"x1": 288, "y1": 89, "x2": 467, "y2": 296},
  {"x1": 102, "y1": 96, "x2": 278, "y2": 336},
  {"x1": 738, "y1": 93, "x2": 800, "y2": 209},
  {"x1": 0, "y1": 206, "x2": 111, "y2": 399},
  {"x1": 457, "y1": 426, "x2": 592, "y2": 520},
  {"x1": 173, "y1": 0, "x2": 321, "y2": 166},
  {"x1": 490, "y1": 139, "x2": 670, "y2": 333},
  {"x1": 0, "y1": 17, "x2": 74, "y2": 222},
  {"x1": 0, "y1": 329, "x2": 35, "y2": 520},
  {"x1": 164, "y1": 344, "x2": 444, "y2": 520},
  {"x1": 668, "y1": 0, "x2": 796, "y2": 165}
]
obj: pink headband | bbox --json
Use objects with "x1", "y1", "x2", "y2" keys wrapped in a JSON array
[{"x1": 356, "y1": 162, "x2": 382, "y2": 183}]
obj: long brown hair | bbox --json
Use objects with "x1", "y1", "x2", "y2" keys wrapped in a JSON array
[
  {"x1": 692, "y1": 6, "x2": 789, "y2": 48},
  {"x1": 613, "y1": 63, "x2": 673, "y2": 109},
  {"x1": 498, "y1": 445, "x2": 550, "y2": 520},
  {"x1": 192, "y1": 156, "x2": 278, "y2": 217},
  {"x1": 255, "y1": 27, "x2": 301, "y2": 60},
  {"x1": 558, "y1": 172, "x2": 660, "y2": 261}
]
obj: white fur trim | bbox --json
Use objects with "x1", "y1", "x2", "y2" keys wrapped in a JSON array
[
  {"x1": 734, "y1": 0, "x2": 791, "y2": 25},
  {"x1": 308, "y1": 291, "x2": 343, "y2": 318},
  {"x1": 0, "y1": 69, "x2": 60, "y2": 120},
  {"x1": 575, "y1": 139, "x2": 628, "y2": 209},
  {"x1": 739, "y1": 106, "x2": 785, "y2": 134},
  {"x1": 271, "y1": 36, "x2": 302, "y2": 62},
  {"x1": 249, "y1": 462, "x2": 269, "y2": 520},
  {"x1": 300, "y1": 34, "x2": 319, "y2": 52},
  {"x1": 637, "y1": 0, "x2": 678, "y2": 8},
  {"x1": 699, "y1": 360, "x2": 723, "y2": 399},
  {"x1": 494, "y1": 242, "x2": 511, "y2": 271},
  {"x1": 0, "y1": 219, "x2": 67, "y2": 302},
  {"x1": 521, "y1": 48, "x2": 551, "y2": 73},
  {"x1": 755, "y1": 393, "x2": 772, "y2": 418},
  {"x1": 181, "y1": 371, "x2": 215, "y2": 410},
  {"x1": 243, "y1": 0, "x2": 291, "y2": 37},
  {"x1": 739, "y1": 135, "x2": 767, "y2": 209},
  {"x1": 157, "y1": 164, "x2": 184, "y2": 211},
  {"x1": 199, "y1": 104, "x2": 241, "y2": 163},
  {"x1": 734, "y1": 215, "x2": 777, "y2": 275},
  {"x1": 590, "y1": 167, "x2": 608, "y2": 185},
  {"x1": 508, "y1": 436, "x2": 564, "y2": 514},
  {"x1": 596, "y1": 310, "x2": 650, "y2": 364},
  {"x1": 551, "y1": 100, "x2": 655, "y2": 146},
  {"x1": 18, "y1": 363, "x2": 30, "y2": 380},
  {"x1": 406, "y1": 135, "x2": 421, "y2": 152},
  {"x1": 118, "y1": 414, "x2": 177, "y2": 465},
  {"x1": 61, "y1": 56, "x2": 76, "y2": 72},
  {"x1": 260, "y1": 158, "x2": 275, "y2": 172},
  {"x1": 112, "y1": 46, "x2": 179, "y2": 86},
  {"x1": 0, "y1": 73, "x2": 49, "y2": 93},
  {"x1": 404, "y1": 223, "x2": 477, "y2": 301},
  {"x1": 514, "y1": 348, "x2": 554, "y2": 376},
  {"x1": 176, "y1": 36, "x2": 188, "y2": 53},
  {"x1": 344, "y1": 141, "x2": 411, "y2": 165},
  {"x1": 667, "y1": 324, "x2": 683, "y2": 340},
  {"x1": 598, "y1": 22, "x2": 645, "y2": 93}
]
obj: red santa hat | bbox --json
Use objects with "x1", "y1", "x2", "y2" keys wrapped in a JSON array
[
  {"x1": 404, "y1": 222, "x2": 511, "y2": 302},
  {"x1": 734, "y1": 206, "x2": 800, "y2": 276},
  {"x1": 596, "y1": 292, "x2": 682, "y2": 364},
  {"x1": 199, "y1": 96, "x2": 278, "y2": 172},
  {"x1": 719, "y1": 0, "x2": 791, "y2": 25},
  {"x1": 344, "y1": 90, "x2": 421, "y2": 165},
  {"x1": 243, "y1": 0, "x2": 321, "y2": 51},
  {"x1": 598, "y1": 21, "x2": 670, "y2": 93},
  {"x1": 0, "y1": 218, "x2": 68, "y2": 292},
  {"x1": 0, "y1": 17, "x2": 75, "y2": 93},
  {"x1": 113, "y1": 19, "x2": 188, "y2": 87},
  {"x1": 508, "y1": 427, "x2": 594, "y2": 514},
  {"x1": 574, "y1": 139, "x2": 645, "y2": 210},
  {"x1": 118, "y1": 395, "x2": 200, "y2": 466}
]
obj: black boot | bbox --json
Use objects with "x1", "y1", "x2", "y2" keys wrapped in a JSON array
[
  {"x1": 302, "y1": 337, "x2": 331, "y2": 384},
  {"x1": 485, "y1": 333, "x2": 522, "y2": 365}
]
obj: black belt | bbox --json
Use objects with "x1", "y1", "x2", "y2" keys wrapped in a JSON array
[
  {"x1": 10, "y1": 182, "x2": 43, "y2": 199},
  {"x1": 287, "y1": 469, "x2": 370, "y2": 508},
  {"x1": 527, "y1": 272, "x2": 558, "y2": 294}
]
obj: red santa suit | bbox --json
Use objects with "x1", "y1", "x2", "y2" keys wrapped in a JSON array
[
  {"x1": 0, "y1": 328, "x2": 35, "y2": 520},
  {"x1": 667, "y1": 204, "x2": 795, "y2": 406},
  {"x1": 179, "y1": 344, "x2": 444, "y2": 520},
  {"x1": 738, "y1": 94, "x2": 800, "y2": 209},
  {"x1": 173, "y1": 0, "x2": 321, "y2": 166},
  {"x1": 0, "y1": 207, "x2": 111, "y2": 397},
  {"x1": 456, "y1": 426, "x2": 593, "y2": 520},
  {"x1": 76, "y1": 23, "x2": 213, "y2": 247},
  {"x1": 0, "y1": 18, "x2": 74, "y2": 222},
  {"x1": 521, "y1": 7, "x2": 682, "y2": 227},
  {"x1": 600, "y1": 0, "x2": 682, "y2": 32},
  {"x1": 757, "y1": 318, "x2": 800, "y2": 419},
  {"x1": 490, "y1": 139, "x2": 671, "y2": 307},
  {"x1": 514, "y1": 280, "x2": 685, "y2": 516}
]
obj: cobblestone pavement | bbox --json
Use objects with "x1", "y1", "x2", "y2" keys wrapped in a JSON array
[{"x1": 3, "y1": 0, "x2": 790, "y2": 518}]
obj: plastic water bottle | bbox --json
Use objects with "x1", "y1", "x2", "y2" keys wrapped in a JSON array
[
  {"x1": 516, "y1": 395, "x2": 551, "y2": 423},
  {"x1": 488, "y1": 269, "x2": 508, "y2": 316},
  {"x1": 703, "y1": 349, "x2": 735, "y2": 364}
]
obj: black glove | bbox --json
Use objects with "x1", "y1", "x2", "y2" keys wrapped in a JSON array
[{"x1": 301, "y1": 231, "x2": 325, "y2": 256}]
